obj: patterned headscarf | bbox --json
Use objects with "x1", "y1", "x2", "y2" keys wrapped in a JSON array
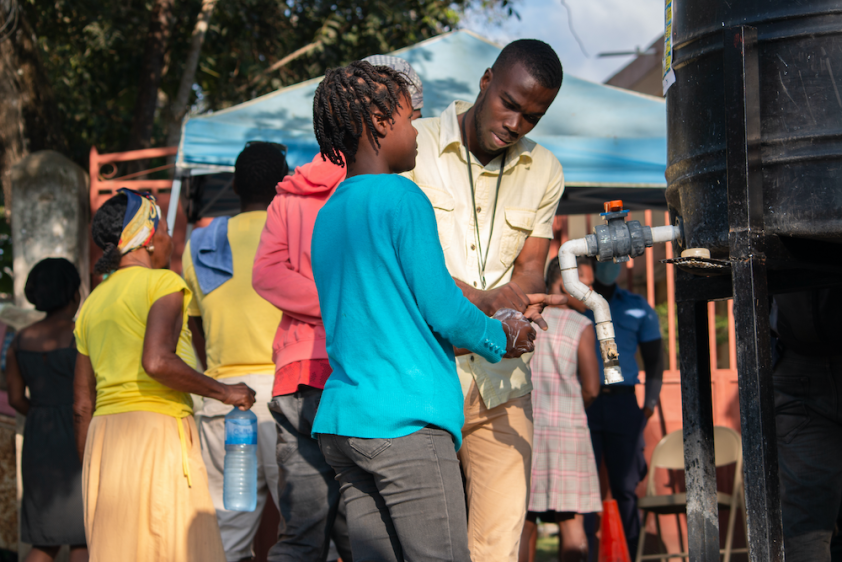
[
  {"x1": 117, "y1": 188, "x2": 161, "y2": 255},
  {"x1": 362, "y1": 55, "x2": 424, "y2": 110}
]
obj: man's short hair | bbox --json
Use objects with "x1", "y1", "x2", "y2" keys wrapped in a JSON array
[
  {"x1": 234, "y1": 142, "x2": 289, "y2": 205},
  {"x1": 492, "y1": 39, "x2": 563, "y2": 90}
]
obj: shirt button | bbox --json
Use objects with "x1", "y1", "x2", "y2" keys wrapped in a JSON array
[
  {"x1": 470, "y1": 244, "x2": 476, "y2": 251},
  {"x1": 470, "y1": 355, "x2": 475, "y2": 362},
  {"x1": 473, "y1": 281, "x2": 477, "y2": 287},
  {"x1": 476, "y1": 206, "x2": 482, "y2": 213}
]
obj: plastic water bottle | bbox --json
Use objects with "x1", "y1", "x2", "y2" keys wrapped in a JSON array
[{"x1": 223, "y1": 408, "x2": 258, "y2": 511}]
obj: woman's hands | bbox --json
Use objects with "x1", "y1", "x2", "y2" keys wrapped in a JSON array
[
  {"x1": 221, "y1": 383, "x2": 257, "y2": 411},
  {"x1": 494, "y1": 308, "x2": 537, "y2": 358}
]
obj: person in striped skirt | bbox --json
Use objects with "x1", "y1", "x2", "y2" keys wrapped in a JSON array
[{"x1": 520, "y1": 257, "x2": 602, "y2": 562}]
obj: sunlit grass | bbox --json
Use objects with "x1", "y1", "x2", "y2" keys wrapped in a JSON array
[{"x1": 536, "y1": 535, "x2": 559, "y2": 562}]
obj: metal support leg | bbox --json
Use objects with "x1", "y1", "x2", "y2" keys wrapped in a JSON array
[
  {"x1": 725, "y1": 25, "x2": 784, "y2": 562},
  {"x1": 678, "y1": 299, "x2": 720, "y2": 562}
]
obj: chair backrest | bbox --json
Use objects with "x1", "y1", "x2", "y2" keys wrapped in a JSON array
[{"x1": 645, "y1": 426, "x2": 743, "y2": 496}]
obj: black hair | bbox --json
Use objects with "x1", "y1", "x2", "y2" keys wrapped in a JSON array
[
  {"x1": 92, "y1": 192, "x2": 128, "y2": 275},
  {"x1": 546, "y1": 257, "x2": 562, "y2": 289},
  {"x1": 234, "y1": 143, "x2": 289, "y2": 205},
  {"x1": 492, "y1": 39, "x2": 563, "y2": 90},
  {"x1": 24, "y1": 258, "x2": 81, "y2": 313},
  {"x1": 312, "y1": 60, "x2": 410, "y2": 167}
]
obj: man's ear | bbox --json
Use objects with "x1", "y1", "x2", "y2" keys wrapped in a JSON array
[{"x1": 479, "y1": 68, "x2": 493, "y2": 92}]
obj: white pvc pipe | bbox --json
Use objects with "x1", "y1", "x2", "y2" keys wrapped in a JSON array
[
  {"x1": 558, "y1": 225, "x2": 682, "y2": 385},
  {"x1": 559, "y1": 238, "x2": 624, "y2": 384},
  {"x1": 651, "y1": 224, "x2": 680, "y2": 244}
]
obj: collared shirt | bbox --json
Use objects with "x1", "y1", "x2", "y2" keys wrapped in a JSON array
[
  {"x1": 583, "y1": 287, "x2": 661, "y2": 385},
  {"x1": 404, "y1": 100, "x2": 565, "y2": 409}
]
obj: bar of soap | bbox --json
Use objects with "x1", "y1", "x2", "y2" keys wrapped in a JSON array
[{"x1": 681, "y1": 248, "x2": 711, "y2": 259}]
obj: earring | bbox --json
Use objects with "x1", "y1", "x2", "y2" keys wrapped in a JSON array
[{"x1": 146, "y1": 245, "x2": 155, "y2": 253}]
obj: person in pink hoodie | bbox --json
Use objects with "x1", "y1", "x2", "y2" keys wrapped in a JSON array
[
  {"x1": 253, "y1": 57, "x2": 423, "y2": 562},
  {"x1": 252, "y1": 153, "x2": 349, "y2": 562}
]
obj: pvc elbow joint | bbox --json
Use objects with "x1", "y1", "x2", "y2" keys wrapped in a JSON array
[{"x1": 558, "y1": 204, "x2": 682, "y2": 385}]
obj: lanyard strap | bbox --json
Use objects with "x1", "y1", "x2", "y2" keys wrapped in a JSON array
[{"x1": 461, "y1": 115, "x2": 506, "y2": 290}]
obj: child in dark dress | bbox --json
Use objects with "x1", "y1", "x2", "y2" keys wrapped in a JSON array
[{"x1": 6, "y1": 258, "x2": 87, "y2": 562}]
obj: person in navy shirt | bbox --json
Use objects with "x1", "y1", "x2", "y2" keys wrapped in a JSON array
[{"x1": 567, "y1": 259, "x2": 663, "y2": 558}]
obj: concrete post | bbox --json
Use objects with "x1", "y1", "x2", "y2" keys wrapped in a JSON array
[
  {"x1": 10, "y1": 150, "x2": 90, "y2": 308},
  {"x1": 8, "y1": 151, "x2": 89, "y2": 562}
]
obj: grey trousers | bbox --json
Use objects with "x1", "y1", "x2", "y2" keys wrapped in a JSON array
[
  {"x1": 319, "y1": 427, "x2": 471, "y2": 562},
  {"x1": 775, "y1": 352, "x2": 842, "y2": 562},
  {"x1": 267, "y1": 388, "x2": 352, "y2": 562}
]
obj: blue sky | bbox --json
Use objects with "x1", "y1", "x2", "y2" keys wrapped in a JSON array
[{"x1": 461, "y1": 0, "x2": 666, "y2": 83}]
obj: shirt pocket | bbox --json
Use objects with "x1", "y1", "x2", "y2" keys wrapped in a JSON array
[
  {"x1": 417, "y1": 185, "x2": 456, "y2": 251},
  {"x1": 499, "y1": 207, "x2": 537, "y2": 268}
]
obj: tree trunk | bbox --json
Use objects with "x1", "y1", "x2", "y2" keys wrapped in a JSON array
[
  {"x1": 127, "y1": 0, "x2": 175, "y2": 152},
  {"x1": 0, "y1": 5, "x2": 65, "y2": 221},
  {"x1": 165, "y1": 0, "x2": 217, "y2": 161}
]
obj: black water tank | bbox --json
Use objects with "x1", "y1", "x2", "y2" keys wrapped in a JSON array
[{"x1": 666, "y1": 1, "x2": 842, "y2": 259}]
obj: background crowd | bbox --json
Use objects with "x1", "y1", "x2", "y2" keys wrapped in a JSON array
[{"x1": 11, "y1": 43, "x2": 666, "y2": 562}]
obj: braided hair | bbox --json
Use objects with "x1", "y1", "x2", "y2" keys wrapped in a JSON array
[
  {"x1": 24, "y1": 258, "x2": 81, "y2": 313},
  {"x1": 313, "y1": 60, "x2": 410, "y2": 167},
  {"x1": 92, "y1": 192, "x2": 128, "y2": 275},
  {"x1": 493, "y1": 39, "x2": 563, "y2": 90}
]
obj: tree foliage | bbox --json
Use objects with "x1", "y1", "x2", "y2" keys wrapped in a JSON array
[{"x1": 20, "y1": 0, "x2": 512, "y2": 168}]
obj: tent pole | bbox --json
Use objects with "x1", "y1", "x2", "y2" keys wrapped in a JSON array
[{"x1": 168, "y1": 173, "x2": 183, "y2": 230}]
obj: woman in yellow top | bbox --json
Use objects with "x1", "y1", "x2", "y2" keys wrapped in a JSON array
[{"x1": 73, "y1": 189, "x2": 255, "y2": 562}]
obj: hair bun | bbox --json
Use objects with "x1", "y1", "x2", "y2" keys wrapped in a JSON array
[{"x1": 94, "y1": 243, "x2": 122, "y2": 275}]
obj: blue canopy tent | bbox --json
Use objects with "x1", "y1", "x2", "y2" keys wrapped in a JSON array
[{"x1": 174, "y1": 30, "x2": 666, "y2": 222}]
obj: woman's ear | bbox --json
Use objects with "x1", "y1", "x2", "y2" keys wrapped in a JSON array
[{"x1": 371, "y1": 113, "x2": 390, "y2": 138}]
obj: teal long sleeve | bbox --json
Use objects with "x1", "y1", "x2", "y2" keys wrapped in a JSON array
[{"x1": 310, "y1": 174, "x2": 506, "y2": 449}]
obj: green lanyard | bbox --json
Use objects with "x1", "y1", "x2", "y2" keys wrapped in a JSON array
[{"x1": 461, "y1": 116, "x2": 506, "y2": 290}]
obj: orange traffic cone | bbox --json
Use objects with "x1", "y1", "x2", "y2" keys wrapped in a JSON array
[{"x1": 598, "y1": 499, "x2": 631, "y2": 562}]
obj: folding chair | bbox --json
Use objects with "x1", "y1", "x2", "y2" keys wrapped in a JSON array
[{"x1": 635, "y1": 426, "x2": 747, "y2": 562}]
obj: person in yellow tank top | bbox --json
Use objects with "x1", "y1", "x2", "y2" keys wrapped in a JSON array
[
  {"x1": 72, "y1": 189, "x2": 256, "y2": 562},
  {"x1": 181, "y1": 142, "x2": 286, "y2": 560}
]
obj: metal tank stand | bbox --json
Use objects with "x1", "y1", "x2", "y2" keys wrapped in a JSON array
[
  {"x1": 675, "y1": 26, "x2": 784, "y2": 562},
  {"x1": 724, "y1": 25, "x2": 784, "y2": 562}
]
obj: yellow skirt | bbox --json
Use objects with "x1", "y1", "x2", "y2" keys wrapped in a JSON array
[{"x1": 82, "y1": 411, "x2": 226, "y2": 562}]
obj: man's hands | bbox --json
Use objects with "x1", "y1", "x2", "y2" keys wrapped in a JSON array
[
  {"x1": 523, "y1": 293, "x2": 567, "y2": 330},
  {"x1": 475, "y1": 283, "x2": 531, "y2": 316},
  {"x1": 221, "y1": 383, "x2": 257, "y2": 411},
  {"x1": 494, "y1": 308, "x2": 537, "y2": 358},
  {"x1": 476, "y1": 284, "x2": 567, "y2": 331}
]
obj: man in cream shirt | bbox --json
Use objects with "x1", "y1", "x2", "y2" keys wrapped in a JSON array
[{"x1": 404, "y1": 39, "x2": 565, "y2": 561}]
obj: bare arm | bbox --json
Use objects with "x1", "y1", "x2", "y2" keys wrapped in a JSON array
[
  {"x1": 510, "y1": 236, "x2": 552, "y2": 295},
  {"x1": 6, "y1": 339, "x2": 29, "y2": 416},
  {"x1": 188, "y1": 316, "x2": 207, "y2": 371},
  {"x1": 640, "y1": 339, "x2": 664, "y2": 419},
  {"x1": 142, "y1": 291, "x2": 255, "y2": 409},
  {"x1": 576, "y1": 327, "x2": 601, "y2": 408},
  {"x1": 73, "y1": 352, "x2": 96, "y2": 462},
  {"x1": 456, "y1": 236, "x2": 552, "y2": 314}
]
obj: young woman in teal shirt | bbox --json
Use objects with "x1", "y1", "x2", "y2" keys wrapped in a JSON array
[{"x1": 310, "y1": 61, "x2": 538, "y2": 561}]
